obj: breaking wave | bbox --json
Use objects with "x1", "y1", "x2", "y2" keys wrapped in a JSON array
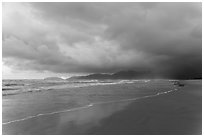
[{"x1": 2, "y1": 79, "x2": 150, "y2": 96}]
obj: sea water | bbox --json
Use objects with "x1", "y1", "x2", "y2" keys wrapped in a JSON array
[
  {"x1": 2, "y1": 79, "x2": 176, "y2": 121},
  {"x1": 2, "y1": 79, "x2": 150, "y2": 96}
]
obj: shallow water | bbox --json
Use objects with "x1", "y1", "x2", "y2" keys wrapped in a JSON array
[
  {"x1": 2, "y1": 79, "x2": 177, "y2": 134},
  {"x1": 2, "y1": 79, "x2": 150, "y2": 96}
]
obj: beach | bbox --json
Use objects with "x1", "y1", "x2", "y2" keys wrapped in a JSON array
[
  {"x1": 3, "y1": 2, "x2": 202, "y2": 135},
  {"x1": 88, "y1": 80, "x2": 202, "y2": 135},
  {"x1": 2, "y1": 80, "x2": 202, "y2": 135}
]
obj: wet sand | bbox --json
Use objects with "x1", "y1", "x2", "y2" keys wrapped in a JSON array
[
  {"x1": 88, "y1": 80, "x2": 202, "y2": 135},
  {"x1": 2, "y1": 80, "x2": 202, "y2": 135}
]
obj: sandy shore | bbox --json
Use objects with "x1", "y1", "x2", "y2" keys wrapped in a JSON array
[
  {"x1": 87, "y1": 80, "x2": 202, "y2": 135},
  {"x1": 2, "y1": 80, "x2": 202, "y2": 135}
]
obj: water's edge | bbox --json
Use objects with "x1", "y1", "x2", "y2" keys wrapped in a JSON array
[{"x1": 2, "y1": 88, "x2": 178, "y2": 125}]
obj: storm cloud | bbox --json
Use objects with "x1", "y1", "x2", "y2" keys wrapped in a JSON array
[{"x1": 2, "y1": 2, "x2": 202, "y2": 79}]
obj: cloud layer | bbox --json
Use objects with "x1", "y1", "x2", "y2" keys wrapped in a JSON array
[{"x1": 2, "y1": 2, "x2": 202, "y2": 79}]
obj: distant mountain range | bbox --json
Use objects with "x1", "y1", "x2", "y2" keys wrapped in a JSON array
[
  {"x1": 43, "y1": 70, "x2": 202, "y2": 80},
  {"x1": 44, "y1": 77, "x2": 64, "y2": 81},
  {"x1": 68, "y1": 70, "x2": 153, "y2": 80}
]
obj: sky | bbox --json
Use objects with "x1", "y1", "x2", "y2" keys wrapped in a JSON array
[{"x1": 2, "y1": 2, "x2": 202, "y2": 79}]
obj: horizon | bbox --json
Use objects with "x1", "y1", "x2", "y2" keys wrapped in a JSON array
[{"x1": 2, "y1": 69, "x2": 202, "y2": 80}]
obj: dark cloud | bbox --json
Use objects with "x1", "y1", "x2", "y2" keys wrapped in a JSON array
[{"x1": 2, "y1": 2, "x2": 202, "y2": 79}]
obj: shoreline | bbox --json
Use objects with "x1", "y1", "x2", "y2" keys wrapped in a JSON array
[
  {"x1": 3, "y1": 88, "x2": 177, "y2": 125},
  {"x1": 2, "y1": 80, "x2": 202, "y2": 135},
  {"x1": 87, "y1": 81, "x2": 202, "y2": 135}
]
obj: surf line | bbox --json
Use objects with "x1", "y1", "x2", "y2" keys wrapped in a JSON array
[
  {"x1": 2, "y1": 104, "x2": 94, "y2": 125},
  {"x1": 2, "y1": 88, "x2": 177, "y2": 125}
]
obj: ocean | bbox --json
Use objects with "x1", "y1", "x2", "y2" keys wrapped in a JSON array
[{"x1": 2, "y1": 79, "x2": 152, "y2": 96}]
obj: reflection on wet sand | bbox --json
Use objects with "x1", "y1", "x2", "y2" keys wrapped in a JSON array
[
  {"x1": 58, "y1": 102, "x2": 131, "y2": 134},
  {"x1": 3, "y1": 101, "x2": 131, "y2": 134}
]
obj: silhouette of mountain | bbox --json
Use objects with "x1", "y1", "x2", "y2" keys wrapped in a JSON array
[
  {"x1": 68, "y1": 73, "x2": 111, "y2": 80},
  {"x1": 44, "y1": 77, "x2": 64, "y2": 81},
  {"x1": 68, "y1": 70, "x2": 153, "y2": 80}
]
